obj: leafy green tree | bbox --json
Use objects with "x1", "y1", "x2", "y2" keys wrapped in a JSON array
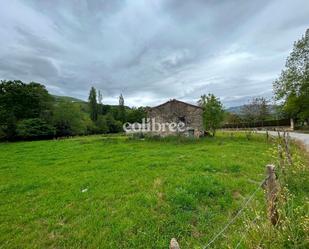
[
  {"x1": 98, "y1": 90, "x2": 103, "y2": 104},
  {"x1": 95, "y1": 115, "x2": 109, "y2": 133},
  {"x1": 105, "y1": 113, "x2": 123, "y2": 133},
  {"x1": 0, "y1": 80, "x2": 53, "y2": 139},
  {"x1": 126, "y1": 107, "x2": 147, "y2": 123},
  {"x1": 117, "y1": 93, "x2": 126, "y2": 122},
  {"x1": 88, "y1": 86, "x2": 98, "y2": 121},
  {"x1": 16, "y1": 118, "x2": 55, "y2": 139},
  {"x1": 53, "y1": 101, "x2": 88, "y2": 136},
  {"x1": 0, "y1": 126, "x2": 5, "y2": 140},
  {"x1": 97, "y1": 90, "x2": 103, "y2": 115},
  {"x1": 224, "y1": 112, "x2": 242, "y2": 125},
  {"x1": 199, "y1": 94, "x2": 224, "y2": 136},
  {"x1": 273, "y1": 29, "x2": 309, "y2": 123},
  {"x1": 241, "y1": 97, "x2": 270, "y2": 123}
]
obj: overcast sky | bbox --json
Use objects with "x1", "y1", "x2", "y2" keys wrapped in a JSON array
[{"x1": 0, "y1": 0, "x2": 308, "y2": 107}]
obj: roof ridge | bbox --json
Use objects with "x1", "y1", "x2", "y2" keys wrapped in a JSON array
[{"x1": 150, "y1": 99, "x2": 202, "y2": 109}]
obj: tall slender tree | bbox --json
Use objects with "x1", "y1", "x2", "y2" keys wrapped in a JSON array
[
  {"x1": 97, "y1": 90, "x2": 103, "y2": 115},
  {"x1": 88, "y1": 87, "x2": 98, "y2": 121},
  {"x1": 98, "y1": 90, "x2": 103, "y2": 105},
  {"x1": 118, "y1": 93, "x2": 125, "y2": 122}
]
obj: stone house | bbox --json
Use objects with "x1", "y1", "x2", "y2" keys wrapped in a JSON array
[{"x1": 147, "y1": 99, "x2": 204, "y2": 137}]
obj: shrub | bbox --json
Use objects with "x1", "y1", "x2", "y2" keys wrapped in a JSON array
[
  {"x1": 95, "y1": 115, "x2": 109, "y2": 133},
  {"x1": 105, "y1": 113, "x2": 123, "y2": 133},
  {"x1": 0, "y1": 126, "x2": 6, "y2": 140},
  {"x1": 16, "y1": 118, "x2": 55, "y2": 139},
  {"x1": 53, "y1": 101, "x2": 88, "y2": 136}
]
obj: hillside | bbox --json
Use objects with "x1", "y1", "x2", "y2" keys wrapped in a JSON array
[
  {"x1": 52, "y1": 95, "x2": 132, "y2": 114},
  {"x1": 226, "y1": 105, "x2": 278, "y2": 115},
  {"x1": 52, "y1": 95, "x2": 86, "y2": 103}
]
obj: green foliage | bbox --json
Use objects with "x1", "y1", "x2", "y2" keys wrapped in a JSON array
[
  {"x1": 117, "y1": 93, "x2": 126, "y2": 122},
  {"x1": 0, "y1": 127, "x2": 5, "y2": 140},
  {"x1": 0, "y1": 81, "x2": 147, "y2": 140},
  {"x1": 273, "y1": 28, "x2": 309, "y2": 122},
  {"x1": 0, "y1": 80, "x2": 53, "y2": 139},
  {"x1": 240, "y1": 136, "x2": 309, "y2": 249},
  {"x1": 222, "y1": 118, "x2": 290, "y2": 129},
  {"x1": 16, "y1": 118, "x2": 55, "y2": 139},
  {"x1": 199, "y1": 93, "x2": 224, "y2": 136},
  {"x1": 126, "y1": 107, "x2": 147, "y2": 123},
  {"x1": 105, "y1": 113, "x2": 123, "y2": 133},
  {"x1": 241, "y1": 97, "x2": 270, "y2": 122},
  {"x1": 53, "y1": 101, "x2": 88, "y2": 136},
  {"x1": 224, "y1": 112, "x2": 242, "y2": 125},
  {"x1": 88, "y1": 86, "x2": 98, "y2": 121},
  {"x1": 95, "y1": 115, "x2": 109, "y2": 133}
]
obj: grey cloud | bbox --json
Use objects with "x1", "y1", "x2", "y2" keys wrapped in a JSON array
[{"x1": 0, "y1": 0, "x2": 308, "y2": 107}]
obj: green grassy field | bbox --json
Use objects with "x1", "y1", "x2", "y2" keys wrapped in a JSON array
[{"x1": 0, "y1": 133, "x2": 305, "y2": 248}]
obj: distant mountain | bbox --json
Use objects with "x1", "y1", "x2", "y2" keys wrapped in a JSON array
[
  {"x1": 52, "y1": 95, "x2": 85, "y2": 103},
  {"x1": 226, "y1": 105, "x2": 243, "y2": 114},
  {"x1": 52, "y1": 95, "x2": 132, "y2": 110},
  {"x1": 226, "y1": 105, "x2": 278, "y2": 115}
]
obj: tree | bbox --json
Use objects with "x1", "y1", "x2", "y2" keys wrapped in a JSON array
[
  {"x1": 224, "y1": 112, "x2": 242, "y2": 125},
  {"x1": 53, "y1": 101, "x2": 88, "y2": 136},
  {"x1": 98, "y1": 90, "x2": 103, "y2": 104},
  {"x1": 273, "y1": 28, "x2": 309, "y2": 123},
  {"x1": 241, "y1": 97, "x2": 270, "y2": 123},
  {"x1": 97, "y1": 90, "x2": 103, "y2": 115},
  {"x1": 105, "y1": 113, "x2": 123, "y2": 133},
  {"x1": 0, "y1": 80, "x2": 53, "y2": 139},
  {"x1": 126, "y1": 107, "x2": 147, "y2": 123},
  {"x1": 16, "y1": 118, "x2": 55, "y2": 139},
  {"x1": 95, "y1": 115, "x2": 109, "y2": 133},
  {"x1": 117, "y1": 93, "x2": 126, "y2": 123},
  {"x1": 199, "y1": 94, "x2": 224, "y2": 136},
  {"x1": 88, "y1": 87, "x2": 98, "y2": 121}
]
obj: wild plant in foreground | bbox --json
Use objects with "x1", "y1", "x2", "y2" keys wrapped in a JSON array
[{"x1": 242, "y1": 136, "x2": 309, "y2": 248}]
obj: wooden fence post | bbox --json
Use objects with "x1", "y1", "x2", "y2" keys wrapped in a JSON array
[
  {"x1": 170, "y1": 238, "x2": 180, "y2": 249},
  {"x1": 277, "y1": 144, "x2": 284, "y2": 169},
  {"x1": 283, "y1": 132, "x2": 293, "y2": 165},
  {"x1": 266, "y1": 130, "x2": 269, "y2": 142},
  {"x1": 277, "y1": 130, "x2": 281, "y2": 140},
  {"x1": 264, "y1": 164, "x2": 279, "y2": 226}
]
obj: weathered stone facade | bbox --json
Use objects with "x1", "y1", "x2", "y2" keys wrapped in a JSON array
[{"x1": 147, "y1": 99, "x2": 204, "y2": 136}]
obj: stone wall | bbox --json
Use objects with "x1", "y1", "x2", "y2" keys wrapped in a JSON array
[{"x1": 147, "y1": 99, "x2": 203, "y2": 136}]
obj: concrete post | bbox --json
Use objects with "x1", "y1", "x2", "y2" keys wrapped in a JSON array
[{"x1": 290, "y1": 118, "x2": 294, "y2": 131}]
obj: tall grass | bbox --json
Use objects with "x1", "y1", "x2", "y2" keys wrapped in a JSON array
[{"x1": 239, "y1": 134, "x2": 309, "y2": 249}]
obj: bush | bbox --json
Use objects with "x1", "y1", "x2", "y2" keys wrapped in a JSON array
[
  {"x1": 53, "y1": 102, "x2": 88, "y2": 136},
  {"x1": 95, "y1": 115, "x2": 109, "y2": 133},
  {"x1": 0, "y1": 126, "x2": 6, "y2": 140},
  {"x1": 222, "y1": 118, "x2": 291, "y2": 128},
  {"x1": 16, "y1": 118, "x2": 55, "y2": 139},
  {"x1": 105, "y1": 113, "x2": 123, "y2": 133}
]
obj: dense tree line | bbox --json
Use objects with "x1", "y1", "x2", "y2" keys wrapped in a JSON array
[
  {"x1": 0, "y1": 80, "x2": 146, "y2": 141},
  {"x1": 223, "y1": 97, "x2": 287, "y2": 126}
]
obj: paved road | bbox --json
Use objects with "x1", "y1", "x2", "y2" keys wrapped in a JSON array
[{"x1": 258, "y1": 131, "x2": 309, "y2": 151}]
